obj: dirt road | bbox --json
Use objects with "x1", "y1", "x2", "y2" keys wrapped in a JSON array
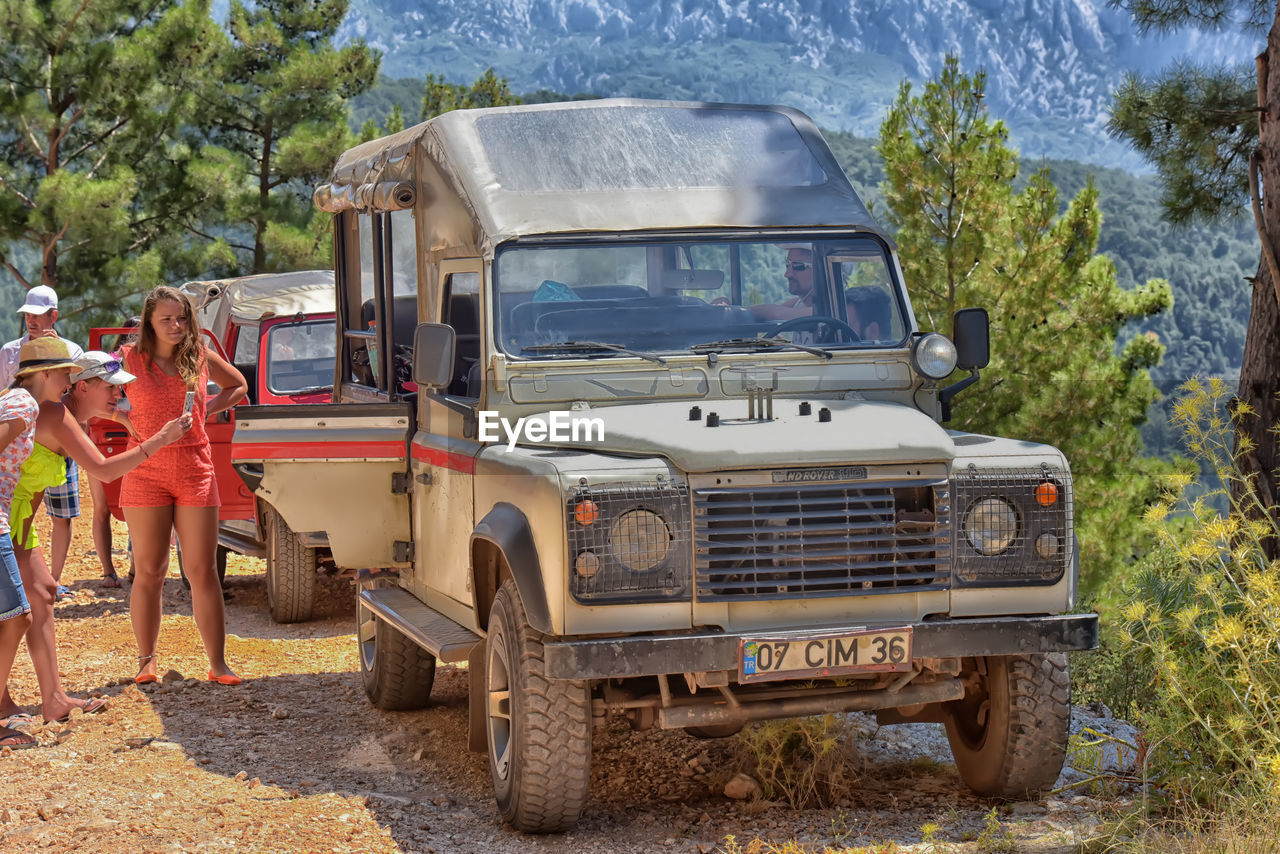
[{"x1": 1, "y1": 482, "x2": 1122, "y2": 852}]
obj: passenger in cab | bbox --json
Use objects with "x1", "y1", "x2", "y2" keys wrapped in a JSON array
[{"x1": 844, "y1": 285, "x2": 892, "y2": 341}]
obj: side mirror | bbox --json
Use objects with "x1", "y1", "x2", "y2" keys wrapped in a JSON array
[
  {"x1": 412, "y1": 322, "x2": 455, "y2": 389},
  {"x1": 953, "y1": 308, "x2": 990, "y2": 370}
]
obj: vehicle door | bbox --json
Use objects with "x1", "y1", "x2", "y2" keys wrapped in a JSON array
[
  {"x1": 410, "y1": 259, "x2": 482, "y2": 619},
  {"x1": 233, "y1": 207, "x2": 415, "y2": 570}
]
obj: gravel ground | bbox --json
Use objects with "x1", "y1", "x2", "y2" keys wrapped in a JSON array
[{"x1": 1, "y1": 480, "x2": 1135, "y2": 852}]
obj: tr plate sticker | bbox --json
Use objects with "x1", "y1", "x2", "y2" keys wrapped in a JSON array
[{"x1": 742, "y1": 641, "x2": 759, "y2": 675}]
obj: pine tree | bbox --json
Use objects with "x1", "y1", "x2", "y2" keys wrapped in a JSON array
[
  {"x1": 0, "y1": 0, "x2": 220, "y2": 333},
  {"x1": 196, "y1": 0, "x2": 379, "y2": 273},
  {"x1": 878, "y1": 56, "x2": 1174, "y2": 597},
  {"x1": 422, "y1": 69, "x2": 520, "y2": 120},
  {"x1": 1108, "y1": 1, "x2": 1280, "y2": 558}
]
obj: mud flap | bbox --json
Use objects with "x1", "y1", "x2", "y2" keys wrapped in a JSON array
[{"x1": 468, "y1": 638, "x2": 487, "y2": 752}]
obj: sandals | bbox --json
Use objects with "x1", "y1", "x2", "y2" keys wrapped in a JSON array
[
  {"x1": 0, "y1": 725, "x2": 37, "y2": 751},
  {"x1": 0, "y1": 712, "x2": 35, "y2": 731},
  {"x1": 135, "y1": 653, "x2": 159, "y2": 685},
  {"x1": 207, "y1": 670, "x2": 242, "y2": 686},
  {"x1": 101, "y1": 569, "x2": 122, "y2": 589},
  {"x1": 44, "y1": 696, "x2": 110, "y2": 725}
]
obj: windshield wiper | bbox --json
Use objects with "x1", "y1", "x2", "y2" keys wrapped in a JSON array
[
  {"x1": 690, "y1": 337, "x2": 833, "y2": 360},
  {"x1": 522, "y1": 340, "x2": 667, "y2": 365}
]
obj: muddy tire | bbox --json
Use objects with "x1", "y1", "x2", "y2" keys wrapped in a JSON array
[
  {"x1": 684, "y1": 723, "x2": 744, "y2": 739},
  {"x1": 357, "y1": 594, "x2": 436, "y2": 710},
  {"x1": 265, "y1": 506, "x2": 315, "y2": 624},
  {"x1": 486, "y1": 580, "x2": 591, "y2": 833},
  {"x1": 944, "y1": 653, "x2": 1071, "y2": 799}
]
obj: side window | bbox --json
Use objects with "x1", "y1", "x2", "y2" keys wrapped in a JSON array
[
  {"x1": 389, "y1": 210, "x2": 417, "y2": 295},
  {"x1": 230, "y1": 323, "x2": 259, "y2": 404},
  {"x1": 358, "y1": 214, "x2": 376, "y2": 308},
  {"x1": 441, "y1": 272, "x2": 481, "y2": 398},
  {"x1": 231, "y1": 323, "x2": 259, "y2": 364},
  {"x1": 831, "y1": 256, "x2": 901, "y2": 343},
  {"x1": 344, "y1": 210, "x2": 420, "y2": 395}
]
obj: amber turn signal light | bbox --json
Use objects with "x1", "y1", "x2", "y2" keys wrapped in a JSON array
[
  {"x1": 1034, "y1": 481, "x2": 1058, "y2": 507},
  {"x1": 574, "y1": 499, "x2": 600, "y2": 526}
]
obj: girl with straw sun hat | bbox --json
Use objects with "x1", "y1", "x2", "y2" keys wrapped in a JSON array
[{"x1": 0, "y1": 338, "x2": 192, "y2": 726}]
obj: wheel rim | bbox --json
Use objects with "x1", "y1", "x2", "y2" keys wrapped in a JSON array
[
  {"x1": 357, "y1": 601, "x2": 378, "y2": 674},
  {"x1": 487, "y1": 623, "x2": 513, "y2": 783},
  {"x1": 950, "y1": 680, "x2": 993, "y2": 752}
]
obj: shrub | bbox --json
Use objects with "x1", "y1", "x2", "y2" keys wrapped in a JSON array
[
  {"x1": 1118, "y1": 377, "x2": 1280, "y2": 809},
  {"x1": 735, "y1": 715, "x2": 860, "y2": 809}
]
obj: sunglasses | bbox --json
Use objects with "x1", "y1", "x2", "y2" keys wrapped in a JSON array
[
  {"x1": 79, "y1": 359, "x2": 121, "y2": 379},
  {"x1": 788, "y1": 261, "x2": 813, "y2": 272}
]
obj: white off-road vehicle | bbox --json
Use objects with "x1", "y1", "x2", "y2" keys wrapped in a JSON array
[{"x1": 232, "y1": 99, "x2": 1096, "y2": 832}]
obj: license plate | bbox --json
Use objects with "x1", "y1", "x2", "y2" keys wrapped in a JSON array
[{"x1": 739, "y1": 627, "x2": 913, "y2": 683}]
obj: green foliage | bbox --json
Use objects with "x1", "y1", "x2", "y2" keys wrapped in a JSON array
[
  {"x1": 422, "y1": 68, "x2": 519, "y2": 120},
  {"x1": 735, "y1": 715, "x2": 859, "y2": 809},
  {"x1": 877, "y1": 56, "x2": 1174, "y2": 596},
  {"x1": 974, "y1": 809, "x2": 1016, "y2": 854},
  {"x1": 1119, "y1": 377, "x2": 1280, "y2": 809},
  {"x1": 196, "y1": 0, "x2": 379, "y2": 272},
  {"x1": 1109, "y1": 63, "x2": 1258, "y2": 225},
  {"x1": 1070, "y1": 635, "x2": 1157, "y2": 722},
  {"x1": 348, "y1": 75, "x2": 599, "y2": 136},
  {"x1": 0, "y1": 0, "x2": 222, "y2": 334},
  {"x1": 1117, "y1": 0, "x2": 1272, "y2": 36}
]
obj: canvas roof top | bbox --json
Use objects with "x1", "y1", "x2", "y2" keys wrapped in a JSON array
[
  {"x1": 314, "y1": 98, "x2": 883, "y2": 253},
  {"x1": 181, "y1": 270, "x2": 335, "y2": 331}
]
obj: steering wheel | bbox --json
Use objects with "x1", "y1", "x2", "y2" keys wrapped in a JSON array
[{"x1": 771, "y1": 315, "x2": 860, "y2": 344}]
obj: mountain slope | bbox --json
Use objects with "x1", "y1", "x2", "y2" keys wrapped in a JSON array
[{"x1": 339, "y1": 0, "x2": 1259, "y2": 167}]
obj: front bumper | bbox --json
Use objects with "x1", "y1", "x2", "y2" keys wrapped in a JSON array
[{"x1": 543, "y1": 613, "x2": 1098, "y2": 680}]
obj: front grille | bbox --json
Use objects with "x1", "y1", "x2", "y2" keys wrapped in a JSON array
[{"x1": 693, "y1": 478, "x2": 951, "y2": 602}]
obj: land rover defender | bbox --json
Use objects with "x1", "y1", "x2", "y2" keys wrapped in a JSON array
[{"x1": 232, "y1": 99, "x2": 1097, "y2": 832}]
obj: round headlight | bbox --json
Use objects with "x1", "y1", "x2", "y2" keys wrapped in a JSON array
[
  {"x1": 912, "y1": 333, "x2": 958, "y2": 379},
  {"x1": 963, "y1": 498, "x2": 1018, "y2": 556},
  {"x1": 610, "y1": 509, "x2": 671, "y2": 571}
]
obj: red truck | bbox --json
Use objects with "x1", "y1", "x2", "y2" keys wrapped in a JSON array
[{"x1": 89, "y1": 270, "x2": 336, "y2": 622}]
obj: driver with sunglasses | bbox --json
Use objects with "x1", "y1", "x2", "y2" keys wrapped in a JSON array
[{"x1": 749, "y1": 247, "x2": 817, "y2": 321}]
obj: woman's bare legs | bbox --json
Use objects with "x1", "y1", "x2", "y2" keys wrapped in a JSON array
[
  {"x1": 173, "y1": 505, "x2": 234, "y2": 679},
  {"x1": 0, "y1": 613, "x2": 32, "y2": 715},
  {"x1": 124, "y1": 505, "x2": 174, "y2": 682},
  {"x1": 10, "y1": 544, "x2": 91, "y2": 721},
  {"x1": 0, "y1": 610, "x2": 33, "y2": 744}
]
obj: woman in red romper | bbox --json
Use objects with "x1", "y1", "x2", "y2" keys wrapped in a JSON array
[{"x1": 122, "y1": 286, "x2": 247, "y2": 685}]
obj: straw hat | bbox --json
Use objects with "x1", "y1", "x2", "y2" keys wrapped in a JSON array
[{"x1": 15, "y1": 336, "x2": 81, "y2": 377}]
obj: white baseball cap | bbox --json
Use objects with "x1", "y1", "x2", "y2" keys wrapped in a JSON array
[
  {"x1": 17, "y1": 285, "x2": 58, "y2": 315},
  {"x1": 71, "y1": 351, "x2": 136, "y2": 385}
]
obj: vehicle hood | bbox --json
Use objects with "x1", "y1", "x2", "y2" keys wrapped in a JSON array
[{"x1": 528, "y1": 398, "x2": 955, "y2": 472}]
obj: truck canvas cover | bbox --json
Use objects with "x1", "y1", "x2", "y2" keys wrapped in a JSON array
[
  {"x1": 312, "y1": 98, "x2": 883, "y2": 253},
  {"x1": 183, "y1": 270, "x2": 335, "y2": 332}
]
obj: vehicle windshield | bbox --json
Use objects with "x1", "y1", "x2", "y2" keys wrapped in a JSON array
[
  {"x1": 265, "y1": 319, "x2": 336, "y2": 394},
  {"x1": 494, "y1": 237, "x2": 907, "y2": 359}
]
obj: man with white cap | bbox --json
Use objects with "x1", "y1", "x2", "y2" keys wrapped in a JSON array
[
  {"x1": 67, "y1": 353, "x2": 139, "y2": 586},
  {"x1": 0, "y1": 286, "x2": 86, "y2": 595}
]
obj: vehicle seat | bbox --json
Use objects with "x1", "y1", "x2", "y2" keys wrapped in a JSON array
[
  {"x1": 447, "y1": 292, "x2": 480, "y2": 397},
  {"x1": 234, "y1": 364, "x2": 258, "y2": 404}
]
